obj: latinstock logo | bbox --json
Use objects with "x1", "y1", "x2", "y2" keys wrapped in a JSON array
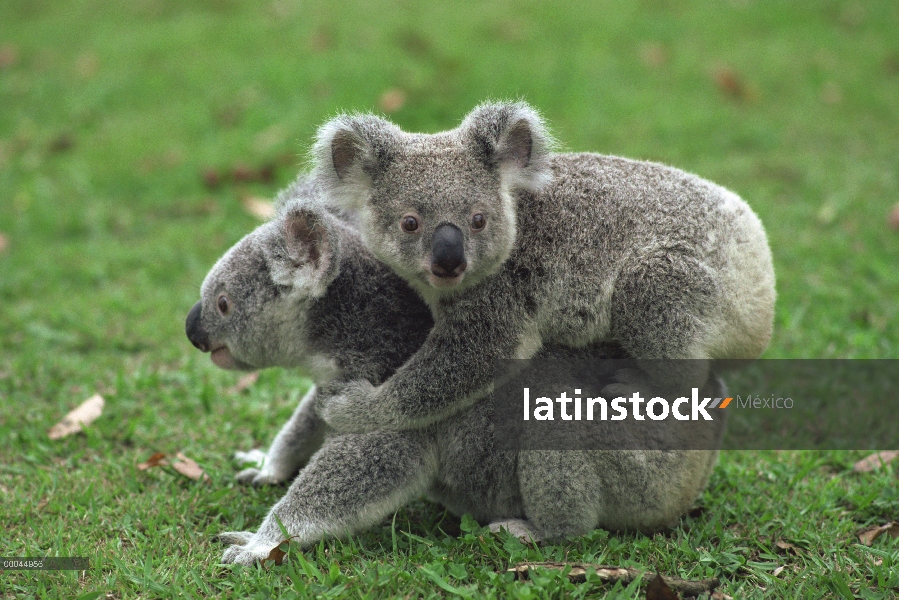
[
  {"x1": 521, "y1": 387, "x2": 733, "y2": 422},
  {"x1": 493, "y1": 358, "x2": 895, "y2": 451}
]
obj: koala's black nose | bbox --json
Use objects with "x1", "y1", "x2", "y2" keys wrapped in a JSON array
[
  {"x1": 431, "y1": 223, "x2": 467, "y2": 278},
  {"x1": 185, "y1": 301, "x2": 209, "y2": 352}
]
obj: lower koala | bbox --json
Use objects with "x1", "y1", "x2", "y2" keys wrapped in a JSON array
[{"x1": 186, "y1": 177, "x2": 726, "y2": 565}]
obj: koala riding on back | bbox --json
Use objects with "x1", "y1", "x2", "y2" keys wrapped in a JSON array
[{"x1": 312, "y1": 101, "x2": 776, "y2": 433}]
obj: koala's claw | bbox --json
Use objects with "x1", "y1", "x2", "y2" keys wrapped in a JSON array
[
  {"x1": 233, "y1": 449, "x2": 286, "y2": 485},
  {"x1": 235, "y1": 467, "x2": 261, "y2": 484}
]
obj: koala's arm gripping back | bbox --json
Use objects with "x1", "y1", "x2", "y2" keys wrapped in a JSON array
[{"x1": 318, "y1": 295, "x2": 533, "y2": 432}]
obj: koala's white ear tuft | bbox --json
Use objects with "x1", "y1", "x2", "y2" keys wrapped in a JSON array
[
  {"x1": 312, "y1": 114, "x2": 402, "y2": 210},
  {"x1": 460, "y1": 101, "x2": 554, "y2": 192},
  {"x1": 276, "y1": 205, "x2": 339, "y2": 296}
]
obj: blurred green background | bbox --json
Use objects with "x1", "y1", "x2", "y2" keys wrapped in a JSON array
[
  {"x1": 2, "y1": 0, "x2": 897, "y2": 367},
  {"x1": 1, "y1": 0, "x2": 898, "y2": 597}
]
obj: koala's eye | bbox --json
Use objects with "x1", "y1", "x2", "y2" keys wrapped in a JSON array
[
  {"x1": 401, "y1": 215, "x2": 419, "y2": 233},
  {"x1": 217, "y1": 294, "x2": 232, "y2": 315},
  {"x1": 471, "y1": 213, "x2": 486, "y2": 231}
]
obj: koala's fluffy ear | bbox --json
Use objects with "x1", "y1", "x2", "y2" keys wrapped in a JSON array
[
  {"x1": 313, "y1": 114, "x2": 402, "y2": 210},
  {"x1": 269, "y1": 204, "x2": 339, "y2": 297},
  {"x1": 460, "y1": 101, "x2": 554, "y2": 192}
]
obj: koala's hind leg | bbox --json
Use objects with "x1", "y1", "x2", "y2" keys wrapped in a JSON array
[
  {"x1": 516, "y1": 450, "x2": 605, "y2": 541},
  {"x1": 235, "y1": 385, "x2": 327, "y2": 486},
  {"x1": 517, "y1": 449, "x2": 718, "y2": 541},
  {"x1": 488, "y1": 519, "x2": 544, "y2": 543},
  {"x1": 220, "y1": 430, "x2": 438, "y2": 565},
  {"x1": 610, "y1": 252, "x2": 719, "y2": 390}
]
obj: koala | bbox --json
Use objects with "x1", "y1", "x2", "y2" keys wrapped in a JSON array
[
  {"x1": 185, "y1": 176, "x2": 434, "y2": 485},
  {"x1": 186, "y1": 179, "x2": 727, "y2": 565},
  {"x1": 310, "y1": 101, "x2": 775, "y2": 433}
]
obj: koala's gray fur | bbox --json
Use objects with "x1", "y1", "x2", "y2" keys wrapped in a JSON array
[
  {"x1": 311, "y1": 101, "x2": 775, "y2": 433},
  {"x1": 187, "y1": 180, "x2": 726, "y2": 565},
  {"x1": 185, "y1": 176, "x2": 434, "y2": 484}
]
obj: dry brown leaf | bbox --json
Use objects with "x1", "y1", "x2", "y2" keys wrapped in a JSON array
[
  {"x1": 712, "y1": 66, "x2": 757, "y2": 102},
  {"x1": 202, "y1": 168, "x2": 222, "y2": 189},
  {"x1": 713, "y1": 67, "x2": 742, "y2": 96},
  {"x1": 137, "y1": 451, "x2": 209, "y2": 481},
  {"x1": 858, "y1": 522, "x2": 899, "y2": 545},
  {"x1": 0, "y1": 233, "x2": 8, "y2": 254},
  {"x1": 231, "y1": 163, "x2": 274, "y2": 184},
  {"x1": 242, "y1": 196, "x2": 275, "y2": 220},
  {"x1": 775, "y1": 540, "x2": 801, "y2": 555},
  {"x1": 646, "y1": 572, "x2": 681, "y2": 600},
  {"x1": 137, "y1": 451, "x2": 168, "y2": 470},
  {"x1": 171, "y1": 452, "x2": 210, "y2": 482},
  {"x1": 232, "y1": 164, "x2": 255, "y2": 182},
  {"x1": 47, "y1": 394, "x2": 104, "y2": 439},
  {"x1": 853, "y1": 450, "x2": 899, "y2": 472},
  {"x1": 378, "y1": 88, "x2": 407, "y2": 114},
  {"x1": 227, "y1": 371, "x2": 260, "y2": 395},
  {"x1": 888, "y1": 204, "x2": 899, "y2": 231},
  {"x1": 710, "y1": 592, "x2": 734, "y2": 600},
  {"x1": 772, "y1": 566, "x2": 785, "y2": 577},
  {"x1": 36, "y1": 497, "x2": 49, "y2": 511},
  {"x1": 264, "y1": 541, "x2": 289, "y2": 565}
]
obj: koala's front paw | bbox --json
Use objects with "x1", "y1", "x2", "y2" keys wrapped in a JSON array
[
  {"x1": 234, "y1": 448, "x2": 267, "y2": 466},
  {"x1": 318, "y1": 380, "x2": 380, "y2": 433},
  {"x1": 218, "y1": 531, "x2": 255, "y2": 545},
  {"x1": 234, "y1": 449, "x2": 284, "y2": 486},
  {"x1": 218, "y1": 532, "x2": 285, "y2": 566},
  {"x1": 235, "y1": 467, "x2": 285, "y2": 486}
]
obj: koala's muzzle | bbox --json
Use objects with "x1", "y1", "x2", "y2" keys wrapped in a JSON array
[
  {"x1": 185, "y1": 301, "x2": 210, "y2": 352},
  {"x1": 431, "y1": 223, "x2": 467, "y2": 278}
]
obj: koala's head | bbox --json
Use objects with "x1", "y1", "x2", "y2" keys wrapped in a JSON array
[
  {"x1": 185, "y1": 200, "x2": 341, "y2": 371},
  {"x1": 313, "y1": 102, "x2": 552, "y2": 297}
]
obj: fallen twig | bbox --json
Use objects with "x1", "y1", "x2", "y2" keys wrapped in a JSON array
[{"x1": 508, "y1": 562, "x2": 719, "y2": 595}]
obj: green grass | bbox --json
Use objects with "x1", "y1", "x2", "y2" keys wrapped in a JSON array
[{"x1": 2, "y1": 0, "x2": 898, "y2": 597}]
